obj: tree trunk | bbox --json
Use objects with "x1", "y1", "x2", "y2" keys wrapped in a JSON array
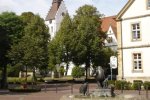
[
  {"x1": 1, "y1": 66, "x2": 7, "y2": 88},
  {"x1": 25, "y1": 66, "x2": 27, "y2": 85},
  {"x1": 85, "y1": 59, "x2": 90, "y2": 81},
  {"x1": 65, "y1": 62, "x2": 69, "y2": 76}
]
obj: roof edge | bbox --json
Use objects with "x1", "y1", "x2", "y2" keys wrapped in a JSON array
[{"x1": 116, "y1": 0, "x2": 135, "y2": 21}]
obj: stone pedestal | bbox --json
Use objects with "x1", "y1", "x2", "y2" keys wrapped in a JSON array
[{"x1": 91, "y1": 89, "x2": 113, "y2": 97}]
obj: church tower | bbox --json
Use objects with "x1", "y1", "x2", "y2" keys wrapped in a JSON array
[{"x1": 45, "y1": 0, "x2": 67, "y2": 39}]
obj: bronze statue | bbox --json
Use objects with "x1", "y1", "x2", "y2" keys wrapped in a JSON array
[
  {"x1": 91, "y1": 66, "x2": 105, "y2": 89},
  {"x1": 79, "y1": 82, "x2": 88, "y2": 96}
]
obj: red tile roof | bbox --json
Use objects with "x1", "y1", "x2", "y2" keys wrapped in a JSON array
[
  {"x1": 45, "y1": 0, "x2": 63, "y2": 21},
  {"x1": 101, "y1": 16, "x2": 117, "y2": 38}
]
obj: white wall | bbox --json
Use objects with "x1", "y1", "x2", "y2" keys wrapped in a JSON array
[
  {"x1": 55, "y1": 1, "x2": 68, "y2": 32},
  {"x1": 122, "y1": 0, "x2": 150, "y2": 19},
  {"x1": 105, "y1": 26, "x2": 118, "y2": 51},
  {"x1": 45, "y1": 20, "x2": 56, "y2": 39},
  {"x1": 122, "y1": 17, "x2": 150, "y2": 47},
  {"x1": 121, "y1": 0, "x2": 150, "y2": 81},
  {"x1": 123, "y1": 48, "x2": 150, "y2": 78},
  {"x1": 45, "y1": 1, "x2": 68, "y2": 39}
]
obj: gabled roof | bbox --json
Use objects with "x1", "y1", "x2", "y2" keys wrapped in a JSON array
[
  {"x1": 101, "y1": 16, "x2": 117, "y2": 38},
  {"x1": 116, "y1": 0, "x2": 135, "y2": 20},
  {"x1": 45, "y1": 0, "x2": 63, "y2": 21}
]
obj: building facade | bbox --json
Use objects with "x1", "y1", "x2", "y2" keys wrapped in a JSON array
[
  {"x1": 101, "y1": 16, "x2": 117, "y2": 51},
  {"x1": 45, "y1": 0, "x2": 67, "y2": 39},
  {"x1": 117, "y1": 0, "x2": 150, "y2": 82}
]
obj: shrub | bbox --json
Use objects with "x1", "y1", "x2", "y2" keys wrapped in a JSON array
[
  {"x1": 71, "y1": 66, "x2": 84, "y2": 78},
  {"x1": 143, "y1": 81, "x2": 150, "y2": 90},
  {"x1": 108, "y1": 80, "x2": 115, "y2": 85},
  {"x1": 124, "y1": 81, "x2": 132, "y2": 90},
  {"x1": 115, "y1": 80, "x2": 124, "y2": 90},
  {"x1": 115, "y1": 80, "x2": 132, "y2": 90},
  {"x1": 9, "y1": 85, "x2": 41, "y2": 92},
  {"x1": 59, "y1": 66, "x2": 65, "y2": 77},
  {"x1": 7, "y1": 64, "x2": 21, "y2": 77},
  {"x1": 7, "y1": 77, "x2": 34, "y2": 84},
  {"x1": 132, "y1": 80, "x2": 143, "y2": 90}
]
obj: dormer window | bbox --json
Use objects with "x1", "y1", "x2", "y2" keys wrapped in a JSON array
[
  {"x1": 62, "y1": 12, "x2": 65, "y2": 16},
  {"x1": 107, "y1": 37, "x2": 113, "y2": 43},
  {"x1": 49, "y1": 20, "x2": 52, "y2": 24},
  {"x1": 147, "y1": 0, "x2": 150, "y2": 9}
]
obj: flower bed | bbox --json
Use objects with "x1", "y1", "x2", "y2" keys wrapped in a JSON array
[{"x1": 9, "y1": 85, "x2": 41, "y2": 92}]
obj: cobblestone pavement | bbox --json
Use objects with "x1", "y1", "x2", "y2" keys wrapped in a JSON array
[{"x1": 0, "y1": 83, "x2": 149, "y2": 100}]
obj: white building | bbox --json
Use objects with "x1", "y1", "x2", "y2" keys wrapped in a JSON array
[
  {"x1": 45, "y1": 0, "x2": 74, "y2": 76},
  {"x1": 117, "y1": 0, "x2": 150, "y2": 82},
  {"x1": 45, "y1": 0, "x2": 67, "y2": 39},
  {"x1": 101, "y1": 16, "x2": 117, "y2": 51}
]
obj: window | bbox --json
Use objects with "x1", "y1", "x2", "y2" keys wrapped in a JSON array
[
  {"x1": 147, "y1": 0, "x2": 150, "y2": 8},
  {"x1": 51, "y1": 26, "x2": 53, "y2": 33},
  {"x1": 133, "y1": 53, "x2": 142, "y2": 71},
  {"x1": 62, "y1": 12, "x2": 65, "y2": 16},
  {"x1": 107, "y1": 37, "x2": 113, "y2": 43},
  {"x1": 131, "y1": 23, "x2": 141, "y2": 41}
]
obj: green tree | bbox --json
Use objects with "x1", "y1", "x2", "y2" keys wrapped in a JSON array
[
  {"x1": 55, "y1": 14, "x2": 73, "y2": 76},
  {"x1": 71, "y1": 66, "x2": 84, "y2": 78},
  {"x1": 71, "y1": 5, "x2": 106, "y2": 79},
  {"x1": 0, "y1": 12, "x2": 24, "y2": 88},
  {"x1": 48, "y1": 37, "x2": 62, "y2": 73},
  {"x1": 8, "y1": 13, "x2": 49, "y2": 83}
]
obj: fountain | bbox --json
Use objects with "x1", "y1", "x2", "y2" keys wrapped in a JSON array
[{"x1": 60, "y1": 66, "x2": 141, "y2": 100}]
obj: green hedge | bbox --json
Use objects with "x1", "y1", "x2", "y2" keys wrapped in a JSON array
[
  {"x1": 71, "y1": 66, "x2": 84, "y2": 78},
  {"x1": 108, "y1": 80, "x2": 132, "y2": 90},
  {"x1": 7, "y1": 77, "x2": 35, "y2": 84},
  {"x1": 132, "y1": 80, "x2": 143, "y2": 90},
  {"x1": 9, "y1": 85, "x2": 41, "y2": 92},
  {"x1": 143, "y1": 81, "x2": 150, "y2": 90}
]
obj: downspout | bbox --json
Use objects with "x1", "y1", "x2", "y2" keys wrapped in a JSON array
[{"x1": 120, "y1": 20, "x2": 124, "y2": 79}]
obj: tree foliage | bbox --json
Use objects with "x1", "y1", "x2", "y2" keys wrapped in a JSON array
[
  {"x1": 0, "y1": 12, "x2": 24, "y2": 88},
  {"x1": 71, "y1": 66, "x2": 84, "y2": 78},
  {"x1": 48, "y1": 13, "x2": 73, "y2": 76},
  {"x1": 8, "y1": 12, "x2": 49, "y2": 83},
  {"x1": 70, "y1": 5, "x2": 106, "y2": 78}
]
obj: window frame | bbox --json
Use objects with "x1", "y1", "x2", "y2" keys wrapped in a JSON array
[
  {"x1": 132, "y1": 53, "x2": 143, "y2": 72},
  {"x1": 51, "y1": 26, "x2": 53, "y2": 33},
  {"x1": 131, "y1": 22, "x2": 141, "y2": 41},
  {"x1": 147, "y1": 0, "x2": 150, "y2": 9},
  {"x1": 107, "y1": 36, "x2": 113, "y2": 43}
]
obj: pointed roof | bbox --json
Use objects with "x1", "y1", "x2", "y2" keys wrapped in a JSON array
[
  {"x1": 116, "y1": 0, "x2": 135, "y2": 20},
  {"x1": 101, "y1": 16, "x2": 117, "y2": 38},
  {"x1": 45, "y1": 0, "x2": 63, "y2": 21}
]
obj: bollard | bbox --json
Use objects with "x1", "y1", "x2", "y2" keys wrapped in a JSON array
[
  {"x1": 45, "y1": 84, "x2": 47, "y2": 92},
  {"x1": 138, "y1": 83, "x2": 141, "y2": 95},
  {"x1": 56, "y1": 83, "x2": 58, "y2": 93},
  {"x1": 146, "y1": 85, "x2": 148, "y2": 99},
  {"x1": 87, "y1": 83, "x2": 89, "y2": 94},
  {"x1": 71, "y1": 83, "x2": 73, "y2": 94},
  {"x1": 121, "y1": 83, "x2": 123, "y2": 93}
]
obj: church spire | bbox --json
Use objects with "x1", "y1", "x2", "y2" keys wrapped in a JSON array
[
  {"x1": 45, "y1": 0, "x2": 63, "y2": 20},
  {"x1": 52, "y1": 0, "x2": 63, "y2": 4}
]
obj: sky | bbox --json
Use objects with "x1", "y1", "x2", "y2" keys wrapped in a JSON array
[{"x1": 0, "y1": 0, "x2": 128, "y2": 19}]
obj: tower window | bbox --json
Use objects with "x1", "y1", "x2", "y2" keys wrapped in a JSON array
[{"x1": 51, "y1": 26, "x2": 53, "y2": 33}]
